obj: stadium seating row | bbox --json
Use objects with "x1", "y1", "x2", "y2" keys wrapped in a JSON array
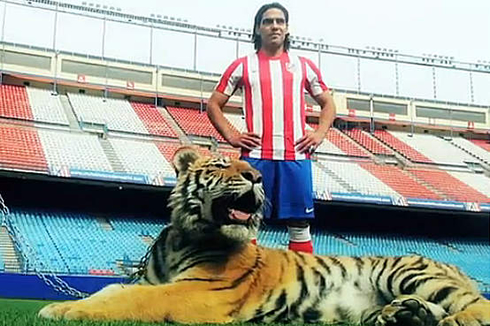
[
  {"x1": 0, "y1": 85, "x2": 489, "y2": 205},
  {"x1": 5, "y1": 209, "x2": 489, "y2": 291},
  {"x1": 1, "y1": 85, "x2": 487, "y2": 167},
  {"x1": 1, "y1": 122, "x2": 489, "y2": 204}
]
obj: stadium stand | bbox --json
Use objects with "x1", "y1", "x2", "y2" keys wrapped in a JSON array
[
  {"x1": 129, "y1": 102, "x2": 178, "y2": 138},
  {"x1": 374, "y1": 129, "x2": 433, "y2": 163},
  {"x1": 223, "y1": 112, "x2": 247, "y2": 133},
  {"x1": 0, "y1": 84, "x2": 32, "y2": 121},
  {"x1": 9, "y1": 210, "x2": 69, "y2": 274},
  {"x1": 326, "y1": 129, "x2": 370, "y2": 158},
  {"x1": 309, "y1": 124, "x2": 370, "y2": 157},
  {"x1": 360, "y1": 163, "x2": 442, "y2": 200},
  {"x1": 167, "y1": 106, "x2": 235, "y2": 142},
  {"x1": 25, "y1": 87, "x2": 70, "y2": 125},
  {"x1": 5, "y1": 210, "x2": 489, "y2": 292},
  {"x1": 305, "y1": 124, "x2": 346, "y2": 155},
  {"x1": 7, "y1": 209, "x2": 166, "y2": 274},
  {"x1": 343, "y1": 128, "x2": 394, "y2": 155},
  {"x1": 154, "y1": 140, "x2": 184, "y2": 162},
  {"x1": 470, "y1": 139, "x2": 490, "y2": 152},
  {"x1": 449, "y1": 137, "x2": 490, "y2": 164},
  {"x1": 448, "y1": 171, "x2": 490, "y2": 198},
  {"x1": 388, "y1": 131, "x2": 481, "y2": 166},
  {"x1": 67, "y1": 93, "x2": 148, "y2": 134},
  {"x1": 38, "y1": 129, "x2": 113, "y2": 172},
  {"x1": 0, "y1": 124, "x2": 48, "y2": 172},
  {"x1": 408, "y1": 168, "x2": 490, "y2": 203},
  {"x1": 316, "y1": 159, "x2": 398, "y2": 196},
  {"x1": 108, "y1": 137, "x2": 175, "y2": 178},
  {"x1": 312, "y1": 161, "x2": 349, "y2": 195}
]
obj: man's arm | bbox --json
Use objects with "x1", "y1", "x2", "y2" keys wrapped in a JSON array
[
  {"x1": 295, "y1": 90, "x2": 336, "y2": 154},
  {"x1": 207, "y1": 91, "x2": 261, "y2": 151}
]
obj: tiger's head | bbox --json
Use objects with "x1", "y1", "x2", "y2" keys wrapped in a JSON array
[{"x1": 168, "y1": 147, "x2": 265, "y2": 243}]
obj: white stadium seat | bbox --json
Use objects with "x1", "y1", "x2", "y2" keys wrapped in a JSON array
[
  {"x1": 68, "y1": 93, "x2": 148, "y2": 134},
  {"x1": 26, "y1": 87, "x2": 70, "y2": 125},
  {"x1": 109, "y1": 137, "x2": 175, "y2": 178},
  {"x1": 38, "y1": 129, "x2": 113, "y2": 172}
]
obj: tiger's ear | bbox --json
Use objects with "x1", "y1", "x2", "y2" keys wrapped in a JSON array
[{"x1": 173, "y1": 146, "x2": 201, "y2": 175}]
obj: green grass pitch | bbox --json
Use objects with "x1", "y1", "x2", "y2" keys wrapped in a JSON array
[
  {"x1": 0, "y1": 298, "x2": 348, "y2": 326},
  {"x1": 0, "y1": 298, "x2": 195, "y2": 326}
]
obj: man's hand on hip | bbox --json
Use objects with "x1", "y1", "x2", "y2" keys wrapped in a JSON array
[
  {"x1": 295, "y1": 130, "x2": 326, "y2": 154},
  {"x1": 228, "y1": 132, "x2": 261, "y2": 151}
]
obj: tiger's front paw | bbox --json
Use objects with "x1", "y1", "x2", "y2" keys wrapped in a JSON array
[
  {"x1": 38, "y1": 301, "x2": 98, "y2": 320},
  {"x1": 376, "y1": 295, "x2": 438, "y2": 326}
]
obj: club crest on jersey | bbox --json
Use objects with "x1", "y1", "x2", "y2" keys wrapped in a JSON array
[{"x1": 286, "y1": 62, "x2": 296, "y2": 73}]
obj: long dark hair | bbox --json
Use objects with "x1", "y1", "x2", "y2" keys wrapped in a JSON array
[{"x1": 252, "y1": 2, "x2": 290, "y2": 51}]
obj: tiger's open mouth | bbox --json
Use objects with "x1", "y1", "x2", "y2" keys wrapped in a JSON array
[{"x1": 214, "y1": 190, "x2": 262, "y2": 225}]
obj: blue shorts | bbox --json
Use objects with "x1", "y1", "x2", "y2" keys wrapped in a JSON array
[{"x1": 242, "y1": 158, "x2": 314, "y2": 220}]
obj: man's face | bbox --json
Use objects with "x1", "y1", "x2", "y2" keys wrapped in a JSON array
[{"x1": 257, "y1": 8, "x2": 288, "y2": 50}]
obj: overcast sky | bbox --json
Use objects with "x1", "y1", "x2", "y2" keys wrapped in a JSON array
[{"x1": 2, "y1": 0, "x2": 490, "y2": 104}]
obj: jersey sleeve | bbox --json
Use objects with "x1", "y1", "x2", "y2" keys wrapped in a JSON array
[
  {"x1": 303, "y1": 57, "x2": 329, "y2": 97},
  {"x1": 215, "y1": 58, "x2": 244, "y2": 96}
]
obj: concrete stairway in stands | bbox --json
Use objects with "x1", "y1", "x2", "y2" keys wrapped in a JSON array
[
  {"x1": 0, "y1": 226, "x2": 22, "y2": 272},
  {"x1": 99, "y1": 138, "x2": 126, "y2": 173}
]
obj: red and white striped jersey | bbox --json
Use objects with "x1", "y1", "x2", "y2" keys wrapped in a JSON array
[{"x1": 215, "y1": 50, "x2": 328, "y2": 160}]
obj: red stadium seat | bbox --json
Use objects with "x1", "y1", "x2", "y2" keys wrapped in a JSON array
[
  {"x1": 166, "y1": 106, "x2": 237, "y2": 142},
  {"x1": 130, "y1": 102, "x2": 178, "y2": 138},
  {"x1": 0, "y1": 85, "x2": 33, "y2": 120},
  {"x1": 361, "y1": 163, "x2": 441, "y2": 200},
  {"x1": 0, "y1": 124, "x2": 48, "y2": 172},
  {"x1": 408, "y1": 168, "x2": 490, "y2": 203},
  {"x1": 308, "y1": 123, "x2": 369, "y2": 157},
  {"x1": 374, "y1": 130, "x2": 433, "y2": 163},
  {"x1": 470, "y1": 139, "x2": 490, "y2": 152},
  {"x1": 344, "y1": 129, "x2": 394, "y2": 155}
]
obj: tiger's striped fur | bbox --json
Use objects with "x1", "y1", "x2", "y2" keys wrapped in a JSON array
[{"x1": 39, "y1": 147, "x2": 490, "y2": 326}]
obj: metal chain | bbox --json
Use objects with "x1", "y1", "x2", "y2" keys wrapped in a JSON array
[
  {"x1": 127, "y1": 224, "x2": 171, "y2": 284},
  {"x1": 0, "y1": 194, "x2": 89, "y2": 298}
]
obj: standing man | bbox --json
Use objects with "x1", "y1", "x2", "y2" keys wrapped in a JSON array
[{"x1": 207, "y1": 2, "x2": 336, "y2": 253}]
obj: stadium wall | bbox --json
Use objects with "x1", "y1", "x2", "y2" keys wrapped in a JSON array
[{"x1": 0, "y1": 273, "x2": 126, "y2": 300}]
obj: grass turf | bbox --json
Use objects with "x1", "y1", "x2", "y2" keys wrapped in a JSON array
[
  {"x1": 0, "y1": 298, "x2": 205, "y2": 326},
  {"x1": 0, "y1": 298, "x2": 351, "y2": 326}
]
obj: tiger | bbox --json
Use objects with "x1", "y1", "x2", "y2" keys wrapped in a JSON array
[{"x1": 39, "y1": 147, "x2": 490, "y2": 326}]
